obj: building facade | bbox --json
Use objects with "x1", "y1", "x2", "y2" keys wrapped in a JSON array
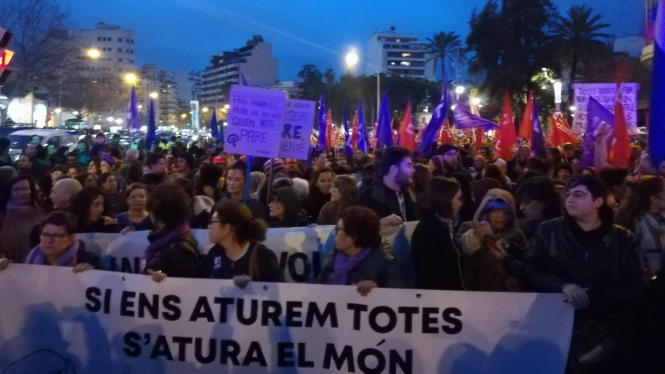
[
  {"x1": 366, "y1": 27, "x2": 435, "y2": 82},
  {"x1": 70, "y1": 22, "x2": 136, "y2": 81},
  {"x1": 141, "y1": 64, "x2": 179, "y2": 126},
  {"x1": 174, "y1": 68, "x2": 203, "y2": 105},
  {"x1": 201, "y1": 35, "x2": 279, "y2": 108}
]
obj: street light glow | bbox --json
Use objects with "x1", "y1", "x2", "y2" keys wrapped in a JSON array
[
  {"x1": 181, "y1": 114, "x2": 187, "y2": 119},
  {"x1": 149, "y1": 92, "x2": 159, "y2": 99},
  {"x1": 107, "y1": 117, "x2": 114, "y2": 122},
  {"x1": 345, "y1": 50, "x2": 359, "y2": 68},
  {"x1": 553, "y1": 80, "x2": 562, "y2": 104},
  {"x1": 124, "y1": 73, "x2": 138, "y2": 85},
  {"x1": 54, "y1": 108, "x2": 62, "y2": 114},
  {"x1": 569, "y1": 106, "x2": 577, "y2": 112},
  {"x1": 202, "y1": 107, "x2": 209, "y2": 113},
  {"x1": 115, "y1": 119, "x2": 123, "y2": 124},
  {"x1": 471, "y1": 97, "x2": 481, "y2": 106},
  {"x1": 87, "y1": 49, "x2": 101, "y2": 59},
  {"x1": 455, "y1": 86, "x2": 465, "y2": 95},
  {"x1": 224, "y1": 104, "x2": 230, "y2": 109}
]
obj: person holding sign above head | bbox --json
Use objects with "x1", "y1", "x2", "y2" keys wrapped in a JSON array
[
  {"x1": 202, "y1": 200, "x2": 284, "y2": 287},
  {"x1": 317, "y1": 206, "x2": 405, "y2": 295},
  {"x1": 144, "y1": 184, "x2": 201, "y2": 282},
  {"x1": 0, "y1": 211, "x2": 104, "y2": 273}
]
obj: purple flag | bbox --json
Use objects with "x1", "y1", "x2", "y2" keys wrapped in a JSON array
[
  {"x1": 318, "y1": 95, "x2": 326, "y2": 150},
  {"x1": 376, "y1": 91, "x2": 393, "y2": 149},
  {"x1": 146, "y1": 98, "x2": 156, "y2": 149},
  {"x1": 357, "y1": 100, "x2": 369, "y2": 153},
  {"x1": 449, "y1": 94, "x2": 500, "y2": 130},
  {"x1": 418, "y1": 80, "x2": 448, "y2": 155},
  {"x1": 531, "y1": 99, "x2": 545, "y2": 153},
  {"x1": 127, "y1": 85, "x2": 140, "y2": 131},
  {"x1": 581, "y1": 97, "x2": 615, "y2": 169}
]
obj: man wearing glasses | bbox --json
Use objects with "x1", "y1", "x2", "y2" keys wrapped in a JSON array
[{"x1": 492, "y1": 175, "x2": 647, "y2": 372}]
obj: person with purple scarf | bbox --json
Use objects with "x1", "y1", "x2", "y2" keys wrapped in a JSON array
[
  {"x1": 316, "y1": 206, "x2": 405, "y2": 295},
  {"x1": 0, "y1": 211, "x2": 104, "y2": 273},
  {"x1": 143, "y1": 184, "x2": 201, "y2": 283}
]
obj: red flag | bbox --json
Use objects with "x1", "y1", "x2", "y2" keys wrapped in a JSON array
[
  {"x1": 519, "y1": 92, "x2": 534, "y2": 140},
  {"x1": 397, "y1": 101, "x2": 416, "y2": 152},
  {"x1": 438, "y1": 119, "x2": 455, "y2": 145},
  {"x1": 547, "y1": 110, "x2": 578, "y2": 147},
  {"x1": 326, "y1": 109, "x2": 334, "y2": 150},
  {"x1": 474, "y1": 127, "x2": 485, "y2": 155},
  {"x1": 609, "y1": 84, "x2": 631, "y2": 168},
  {"x1": 495, "y1": 93, "x2": 517, "y2": 161},
  {"x1": 351, "y1": 114, "x2": 359, "y2": 149}
]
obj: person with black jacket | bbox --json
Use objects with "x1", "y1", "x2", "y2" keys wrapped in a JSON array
[
  {"x1": 355, "y1": 146, "x2": 418, "y2": 226},
  {"x1": 143, "y1": 184, "x2": 201, "y2": 282},
  {"x1": 140, "y1": 153, "x2": 167, "y2": 186},
  {"x1": 411, "y1": 177, "x2": 465, "y2": 291},
  {"x1": 495, "y1": 175, "x2": 647, "y2": 373},
  {"x1": 268, "y1": 187, "x2": 309, "y2": 228},
  {"x1": 302, "y1": 167, "x2": 334, "y2": 223},
  {"x1": 202, "y1": 200, "x2": 284, "y2": 286}
]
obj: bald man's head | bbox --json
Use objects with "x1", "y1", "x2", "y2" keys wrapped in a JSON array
[{"x1": 51, "y1": 178, "x2": 82, "y2": 210}]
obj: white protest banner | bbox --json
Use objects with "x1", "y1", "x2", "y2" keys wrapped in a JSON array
[
  {"x1": 279, "y1": 99, "x2": 316, "y2": 160},
  {"x1": 77, "y1": 223, "x2": 419, "y2": 286},
  {"x1": 571, "y1": 83, "x2": 640, "y2": 135},
  {"x1": 224, "y1": 85, "x2": 287, "y2": 157},
  {"x1": 0, "y1": 264, "x2": 574, "y2": 373}
]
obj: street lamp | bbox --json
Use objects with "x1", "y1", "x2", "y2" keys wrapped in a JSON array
[
  {"x1": 124, "y1": 73, "x2": 137, "y2": 85},
  {"x1": 455, "y1": 85, "x2": 465, "y2": 99},
  {"x1": 54, "y1": 108, "x2": 62, "y2": 114},
  {"x1": 202, "y1": 107, "x2": 209, "y2": 113},
  {"x1": 345, "y1": 48, "x2": 380, "y2": 123},
  {"x1": 149, "y1": 92, "x2": 159, "y2": 99},
  {"x1": 471, "y1": 97, "x2": 482, "y2": 106},
  {"x1": 87, "y1": 49, "x2": 101, "y2": 59},
  {"x1": 553, "y1": 79, "x2": 562, "y2": 110},
  {"x1": 224, "y1": 104, "x2": 230, "y2": 109},
  {"x1": 107, "y1": 117, "x2": 114, "y2": 122}
]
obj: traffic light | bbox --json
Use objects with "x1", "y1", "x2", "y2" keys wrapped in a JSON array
[{"x1": 0, "y1": 27, "x2": 14, "y2": 86}]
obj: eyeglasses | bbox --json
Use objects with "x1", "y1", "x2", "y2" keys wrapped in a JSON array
[
  {"x1": 333, "y1": 226, "x2": 345, "y2": 235},
  {"x1": 40, "y1": 233, "x2": 67, "y2": 241},
  {"x1": 564, "y1": 191, "x2": 590, "y2": 200}
]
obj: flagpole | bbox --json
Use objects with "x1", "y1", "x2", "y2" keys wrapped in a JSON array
[{"x1": 243, "y1": 156, "x2": 253, "y2": 205}]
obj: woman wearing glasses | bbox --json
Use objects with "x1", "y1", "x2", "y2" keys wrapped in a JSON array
[
  {"x1": 202, "y1": 200, "x2": 284, "y2": 287},
  {"x1": 0, "y1": 211, "x2": 104, "y2": 273},
  {"x1": 317, "y1": 206, "x2": 405, "y2": 296}
]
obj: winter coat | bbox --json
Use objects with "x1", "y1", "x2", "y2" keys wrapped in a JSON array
[
  {"x1": 458, "y1": 189, "x2": 526, "y2": 291},
  {"x1": 144, "y1": 227, "x2": 201, "y2": 278},
  {"x1": 317, "y1": 240, "x2": 406, "y2": 288},
  {"x1": 411, "y1": 214, "x2": 465, "y2": 291},
  {"x1": 0, "y1": 205, "x2": 46, "y2": 263},
  {"x1": 268, "y1": 187, "x2": 309, "y2": 228},
  {"x1": 302, "y1": 188, "x2": 331, "y2": 224},
  {"x1": 354, "y1": 178, "x2": 418, "y2": 221},
  {"x1": 504, "y1": 216, "x2": 647, "y2": 315}
]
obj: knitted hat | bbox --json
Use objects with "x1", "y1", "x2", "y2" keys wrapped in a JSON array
[
  {"x1": 199, "y1": 163, "x2": 224, "y2": 187},
  {"x1": 263, "y1": 159, "x2": 285, "y2": 175},
  {"x1": 212, "y1": 155, "x2": 226, "y2": 165}
]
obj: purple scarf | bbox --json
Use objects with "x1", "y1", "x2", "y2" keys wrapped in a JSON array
[
  {"x1": 333, "y1": 248, "x2": 373, "y2": 285},
  {"x1": 25, "y1": 239, "x2": 79, "y2": 267},
  {"x1": 142, "y1": 223, "x2": 190, "y2": 274}
]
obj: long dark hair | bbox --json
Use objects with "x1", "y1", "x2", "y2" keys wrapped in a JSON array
[
  {"x1": 516, "y1": 176, "x2": 562, "y2": 220},
  {"x1": 70, "y1": 186, "x2": 109, "y2": 227},
  {"x1": 309, "y1": 167, "x2": 334, "y2": 198},
  {"x1": 616, "y1": 176, "x2": 664, "y2": 231},
  {"x1": 412, "y1": 163, "x2": 432, "y2": 195},
  {"x1": 213, "y1": 200, "x2": 267, "y2": 244},
  {"x1": 483, "y1": 164, "x2": 508, "y2": 190},
  {"x1": 1, "y1": 175, "x2": 41, "y2": 211},
  {"x1": 332, "y1": 175, "x2": 358, "y2": 215},
  {"x1": 419, "y1": 177, "x2": 461, "y2": 219}
]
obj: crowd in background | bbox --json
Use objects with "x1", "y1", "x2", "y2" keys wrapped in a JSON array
[{"x1": 0, "y1": 131, "x2": 664, "y2": 373}]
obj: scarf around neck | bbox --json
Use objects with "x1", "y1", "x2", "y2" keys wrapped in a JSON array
[
  {"x1": 142, "y1": 223, "x2": 190, "y2": 274},
  {"x1": 25, "y1": 239, "x2": 79, "y2": 267},
  {"x1": 333, "y1": 247, "x2": 372, "y2": 285}
]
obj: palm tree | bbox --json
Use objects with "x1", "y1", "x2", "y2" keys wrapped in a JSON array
[
  {"x1": 553, "y1": 5, "x2": 610, "y2": 93},
  {"x1": 424, "y1": 31, "x2": 467, "y2": 81}
]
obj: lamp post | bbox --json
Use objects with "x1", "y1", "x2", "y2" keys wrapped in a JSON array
[
  {"x1": 345, "y1": 49, "x2": 380, "y2": 124},
  {"x1": 553, "y1": 79, "x2": 562, "y2": 111},
  {"x1": 455, "y1": 85, "x2": 465, "y2": 100}
]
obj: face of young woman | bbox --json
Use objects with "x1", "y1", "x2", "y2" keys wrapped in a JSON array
[
  {"x1": 89, "y1": 195, "x2": 105, "y2": 221},
  {"x1": 317, "y1": 172, "x2": 334, "y2": 194},
  {"x1": 226, "y1": 169, "x2": 245, "y2": 195},
  {"x1": 208, "y1": 212, "x2": 228, "y2": 244},
  {"x1": 103, "y1": 175, "x2": 118, "y2": 192},
  {"x1": 330, "y1": 184, "x2": 341, "y2": 202},
  {"x1": 451, "y1": 189, "x2": 463, "y2": 215},
  {"x1": 127, "y1": 188, "x2": 147, "y2": 211},
  {"x1": 10, "y1": 180, "x2": 31, "y2": 206},
  {"x1": 100, "y1": 160, "x2": 112, "y2": 174},
  {"x1": 488, "y1": 209, "x2": 508, "y2": 232},
  {"x1": 269, "y1": 200, "x2": 285, "y2": 219},
  {"x1": 88, "y1": 162, "x2": 98, "y2": 175}
]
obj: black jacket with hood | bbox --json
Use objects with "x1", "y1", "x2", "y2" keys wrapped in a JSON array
[{"x1": 269, "y1": 187, "x2": 309, "y2": 228}]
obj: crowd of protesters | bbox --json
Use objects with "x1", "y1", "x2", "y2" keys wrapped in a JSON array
[{"x1": 1, "y1": 130, "x2": 664, "y2": 373}]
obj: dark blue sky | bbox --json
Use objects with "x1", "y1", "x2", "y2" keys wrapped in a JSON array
[{"x1": 61, "y1": 0, "x2": 644, "y2": 80}]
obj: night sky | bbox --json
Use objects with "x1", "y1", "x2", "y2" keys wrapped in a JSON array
[{"x1": 60, "y1": 0, "x2": 644, "y2": 80}]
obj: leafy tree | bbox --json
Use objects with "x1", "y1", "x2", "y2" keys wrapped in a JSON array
[
  {"x1": 296, "y1": 65, "x2": 325, "y2": 101},
  {"x1": 553, "y1": 5, "x2": 610, "y2": 98},
  {"x1": 424, "y1": 31, "x2": 466, "y2": 78},
  {"x1": 466, "y1": 0, "x2": 558, "y2": 119}
]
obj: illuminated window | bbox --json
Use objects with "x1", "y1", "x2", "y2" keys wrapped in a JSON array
[
  {"x1": 390, "y1": 62, "x2": 396, "y2": 65},
  {"x1": 400, "y1": 61, "x2": 411, "y2": 66},
  {"x1": 402, "y1": 53, "x2": 411, "y2": 57}
]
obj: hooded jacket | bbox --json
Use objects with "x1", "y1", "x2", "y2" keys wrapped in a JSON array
[{"x1": 457, "y1": 188, "x2": 526, "y2": 291}]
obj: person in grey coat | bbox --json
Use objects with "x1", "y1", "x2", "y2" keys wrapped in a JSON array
[{"x1": 316, "y1": 206, "x2": 405, "y2": 295}]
